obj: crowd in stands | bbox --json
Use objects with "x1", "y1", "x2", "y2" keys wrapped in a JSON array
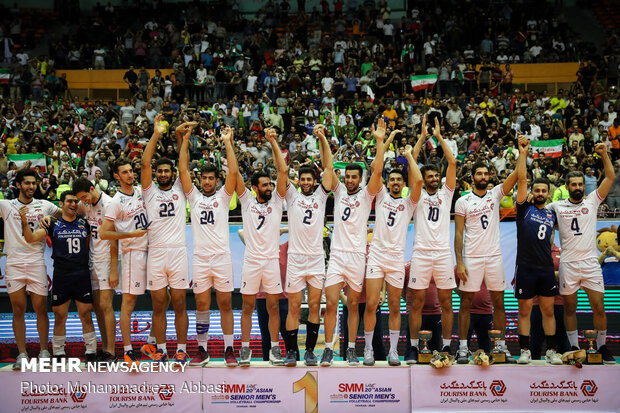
[{"x1": 0, "y1": 1, "x2": 618, "y2": 217}]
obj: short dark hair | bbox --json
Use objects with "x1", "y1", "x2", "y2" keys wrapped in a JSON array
[
  {"x1": 299, "y1": 167, "x2": 317, "y2": 180},
  {"x1": 200, "y1": 163, "x2": 220, "y2": 177},
  {"x1": 531, "y1": 177, "x2": 550, "y2": 190},
  {"x1": 154, "y1": 158, "x2": 174, "y2": 170},
  {"x1": 15, "y1": 168, "x2": 36, "y2": 184},
  {"x1": 345, "y1": 163, "x2": 363, "y2": 177},
  {"x1": 72, "y1": 177, "x2": 94, "y2": 194},
  {"x1": 472, "y1": 161, "x2": 489, "y2": 175},
  {"x1": 566, "y1": 170, "x2": 585, "y2": 184},
  {"x1": 420, "y1": 164, "x2": 439, "y2": 178},
  {"x1": 387, "y1": 169, "x2": 405, "y2": 181},
  {"x1": 60, "y1": 190, "x2": 76, "y2": 202},
  {"x1": 113, "y1": 157, "x2": 132, "y2": 174},
  {"x1": 251, "y1": 170, "x2": 270, "y2": 187}
]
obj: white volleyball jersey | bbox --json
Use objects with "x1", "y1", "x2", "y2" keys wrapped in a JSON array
[
  {"x1": 331, "y1": 182, "x2": 374, "y2": 254},
  {"x1": 286, "y1": 184, "x2": 328, "y2": 256},
  {"x1": 187, "y1": 185, "x2": 233, "y2": 256},
  {"x1": 104, "y1": 186, "x2": 149, "y2": 253},
  {"x1": 239, "y1": 188, "x2": 283, "y2": 260},
  {"x1": 0, "y1": 198, "x2": 59, "y2": 263},
  {"x1": 369, "y1": 186, "x2": 415, "y2": 255},
  {"x1": 143, "y1": 178, "x2": 187, "y2": 248},
  {"x1": 83, "y1": 192, "x2": 113, "y2": 262},
  {"x1": 547, "y1": 190, "x2": 603, "y2": 262},
  {"x1": 413, "y1": 184, "x2": 454, "y2": 251},
  {"x1": 454, "y1": 185, "x2": 504, "y2": 257}
]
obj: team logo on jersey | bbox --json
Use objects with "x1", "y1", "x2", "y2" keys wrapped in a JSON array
[
  {"x1": 172, "y1": 194, "x2": 179, "y2": 200},
  {"x1": 398, "y1": 204, "x2": 405, "y2": 211},
  {"x1": 37, "y1": 214, "x2": 43, "y2": 220},
  {"x1": 581, "y1": 208, "x2": 589, "y2": 214},
  {"x1": 267, "y1": 207, "x2": 272, "y2": 214},
  {"x1": 313, "y1": 203, "x2": 318, "y2": 209},
  {"x1": 213, "y1": 201, "x2": 219, "y2": 208},
  {"x1": 98, "y1": 218, "x2": 103, "y2": 225},
  {"x1": 355, "y1": 201, "x2": 360, "y2": 207}
]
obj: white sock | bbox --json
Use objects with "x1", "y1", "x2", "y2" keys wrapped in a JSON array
[
  {"x1": 348, "y1": 341, "x2": 356, "y2": 349},
  {"x1": 597, "y1": 330, "x2": 607, "y2": 349},
  {"x1": 177, "y1": 343, "x2": 186, "y2": 352},
  {"x1": 196, "y1": 310, "x2": 210, "y2": 349},
  {"x1": 364, "y1": 331, "x2": 374, "y2": 349},
  {"x1": 124, "y1": 345, "x2": 132, "y2": 353},
  {"x1": 442, "y1": 339, "x2": 451, "y2": 348},
  {"x1": 242, "y1": 341, "x2": 250, "y2": 349},
  {"x1": 271, "y1": 341, "x2": 279, "y2": 349},
  {"x1": 157, "y1": 343, "x2": 167, "y2": 353},
  {"x1": 459, "y1": 339, "x2": 468, "y2": 349},
  {"x1": 497, "y1": 339, "x2": 506, "y2": 348},
  {"x1": 147, "y1": 335, "x2": 156, "y2": 345},
  {"x1": 83, "y1": 331, "x2": 97, "y2": 354},
  {"x1": 224, "y1": 335, "x2": 234, "y2": 349},
  {"x1": 325, "y1": 342, "x2": 333, "y2": 350},
  {"x1": 389, "y1": 330, "x2": 400, "y2": 352},
  {"x1": 566, "y1": 330, "x2": 579, "y2": 348},
  {"x1": 52, "y1": 335, "x2": 66, "y2": 355},
  {"x1": 411, "y1": 339, "x2": 419, "y2": 348}
]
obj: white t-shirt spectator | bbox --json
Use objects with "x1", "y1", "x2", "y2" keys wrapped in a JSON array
[
  {"x1": 321, "y1": 76, "x2": 334, "y2": 93},
  {"x1": 246, "y1": 75, "x2": 257, "y2": 92}
]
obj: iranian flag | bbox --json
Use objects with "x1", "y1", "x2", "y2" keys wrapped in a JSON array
[
  {"x1": 0, "y1": 69, "x2": 8, "y2": 84},
  {"x1": 8, "y1": 153, "x2": 47, "y2": 172},
  {"x1": 426, "y1": 136, "x2": 438, "y2": 149},
  {"x1": 530, "y1": 139, "x2": 564, "y2": 159},
  {"x1": 410, "y1": 74, "x2": 437, "y2": 91}
]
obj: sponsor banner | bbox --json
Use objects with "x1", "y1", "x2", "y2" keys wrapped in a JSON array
[
  {"x1": 411, "y1": 365, "x2": 618, "y2": 411},
  {"x1": 202, "y1": 366, "x2": 410, "y2": 412}
]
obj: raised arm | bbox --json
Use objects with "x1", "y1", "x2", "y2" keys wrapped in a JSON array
[
  {"x1": 315, "y1": 125, "x2": 336, "y2": 191},
  {"x1": 19, "y1": 206, "x2": 47, "y2": 243},
  {"x1": 432, "y1": 117, "x2": 456, "y2": 190},
  {"x1": 516, "y1": 135, "x2": 530, "y2": 204},
  {"x1": 412, "y1": 114, "x2": 428, "y2": 162},
  {"x1": 142, "y1": 113, "x2": 165, "y2": 188},
  {"x1": 367, "y1": 118, "x2": 387, "y2": 195},
  {"x1": 371, "y1": 129, "x2": 399, "y2": 171},
  {"x1": 595, "y1": 143, "x2": 615, "y2": 199},
  {"x1": 404, "y1": 145, "x2": 423, "y2": 203},
  {"x1": 178, "y1": 123, "x2": 196, "y2": 194},
  {"x1": 222, "y1": 126, "x2": 239, "y2": 195},
  {"x1": 265, "y1": 128, "x2": 288, "y2": 197},
  {"x1": 502, "y1": 135, "x2": 528, "y2": 194}
]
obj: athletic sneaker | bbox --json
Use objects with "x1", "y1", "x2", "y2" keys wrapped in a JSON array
[
  {"x1": 598, "y1": 345, "x2": 617, "y2": 365},
  {"x1": 13, "y1": 353, "x2": 28, "y2": 370},
  {"x1": 124, "y1": 349, "x2": 140, "y2": 365},
  {"x1": 152, "y1": 349, "x2": 168, "y2": 363},
  {"x1": 517, "y1": 349, "x2": 531, "y2": 364},
  {"x1": 141, "y1": 344, "x2": 157, "y2": 360},
  {"x1": 269, "y1": 346, "x2": 284, "y2": 366},
  {"x1": 545, "y1": 349, "x2": 563, "y2": 365},
  {"x1": 405, "y1": 346, "x2": 418, "y2": 365},
  {"x1": 388, "y1": 349, "x2": 401, "y2": 366},
  {"x1": 501, "y1": 346, "x2": 517, "y2": 364},
  {"x1": 224, "y1": 346, "x2": 238, "y2": 367},
  {"x1": 38, "y1": 350, "x2": 51, "y2": 360},
  {"x1": 363, "y1": 347, "x2": 375, "y2": 366},
  {"x1": 346, "y1": 348, "x2": 359, "y2": 366},
  {"x1": 239, "y1": 347, "x2": 251, "y2": 367},
  {"x1": 320, "y1": 348, "x2": 334, "y2": 366},
  {"x1": 456, "y1": 348, "x2": 471, "y2": 364},
  {"x1": 284, "y1": 350, "x2": 297, "y2": 367},
  {"x1": 189, "y1": 346, "x2": 210, "y2": 366},
  {"x1": 84, "y1": 352, "x2": 98, "y2": 363},
  {"x1": 174, "y1": 349, "x2": 189, "y2": 365},
  {"x1": 441, "y1": 345, "x2": 451, "y2": 353},
  {"x1": 304, "y1": 350, "x2": 318, "y2": 366},
  {"x1": 98, "y1": 351, "x2": 117, "y2": 363}
]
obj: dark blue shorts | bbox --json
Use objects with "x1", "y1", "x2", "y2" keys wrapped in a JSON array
[
  {"x1": 52, "y1": 271, "x2": 93, "y2": 306},
  {"x1": 514, "y1": 263, "x2": 558, "y2": 299}
]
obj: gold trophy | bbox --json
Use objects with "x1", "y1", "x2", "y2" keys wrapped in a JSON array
[
  {"x1": 584, "y1": 330, "x2": 602, "y2": 364},
  {"x1": 418, "y1": 330, "x2": 433, "y2": 363},
  {"x1": 489, "y1": 330, "x2": 506, "y2": 363}
]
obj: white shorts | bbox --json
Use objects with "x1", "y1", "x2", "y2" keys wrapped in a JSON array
[
  {"x1": 559, "y1": 258, "x2": 605, "y2": 295},
  {"x1": 286, "y1": 253, "x2": 326, "y2": 293},
  {"x1": 325, "y1": 251, "x2": 366, "y2": 292},
  {"x1": 5, "y1": 261, "x2": 48, "y2": 296},
  {"x1": 121, "y1": 250, "x2": 147, "y2": 295},
  {"x1": 459, "y1": 255, "x2": 506, "y2": 292},
  {"x1": 193, "y1": 252, "x2": 234, "y2": 294},
  {"x1": 147, "y1": 247, "x2": 190, "y2": 290},
  {"x1": 241, "y1": 256, "x2": 283, "y2": 295},
  {"x1": 409, "y1": 250, "x2": 456, "y2": 290},
  {"x1": 365, "y1": 251, "x2": 405, "y2": 289},
  {"x1": 90, "y1": 259, "x2": 112, "y2": 291}
]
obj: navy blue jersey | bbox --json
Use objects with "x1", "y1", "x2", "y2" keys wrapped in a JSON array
[
  {"x1": 516, "y1": 200, "x2": 556, "y2": 268},
  {"x1": 46, "y1": 217, "x2": 90, "y2": 274}
]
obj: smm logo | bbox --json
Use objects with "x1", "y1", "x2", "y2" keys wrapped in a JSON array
[
  {"x1": 223, "y1": 384, "x2": 246, "y2": 393},
  {"x1": 580, "y1": 380, "x2": 598, "y2": 397},
  {"x1": 158, "y1": 385, "x2": 174, "y2": 401},
  {"x1": 338, "y1": 383, "x2": 364, "y2": 392},
  {"x1": 489, "y1": 380, "x2": 506, "y2": 397},
  {"x1": 70, "y1": 390, "x2": 87, "y2": 403}
]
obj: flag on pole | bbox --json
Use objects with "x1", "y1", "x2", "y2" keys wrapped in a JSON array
[
  {"x1": 0, "y1": 69, "x2": 9, "y2": 84},
  {"x1": 410, "y1": 74, "x2": 437, "y2": 91},
  {"x1": 8, "y1": 153, "x2": 47, "y2": 172},
  {"x1": 530, "y1": 139, "x2": 564, "y2": 158}
]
